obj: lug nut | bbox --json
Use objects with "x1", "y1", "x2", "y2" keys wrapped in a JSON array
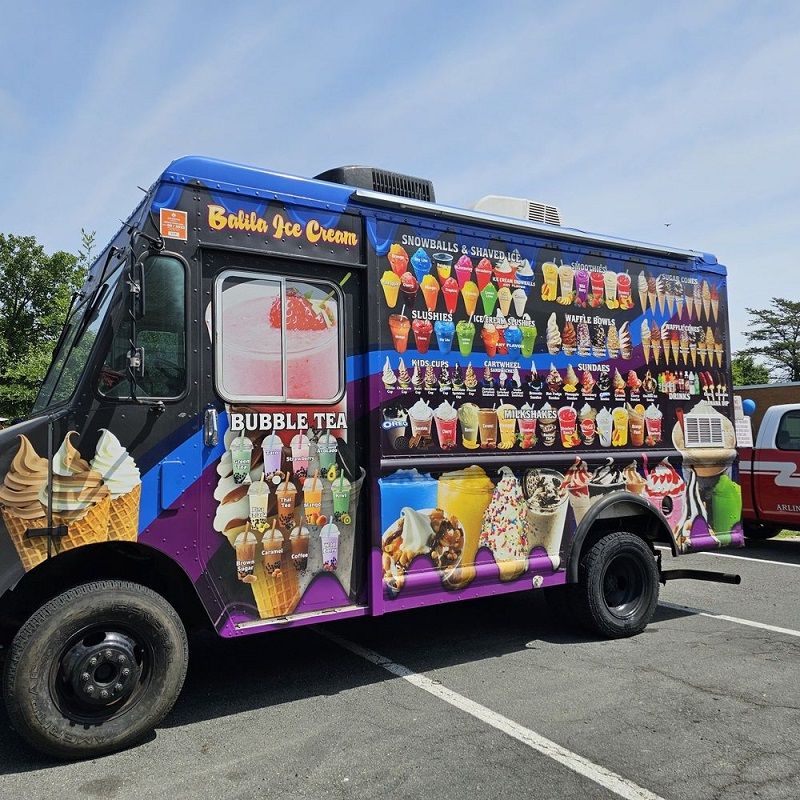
[
  {"x1": 118, "y1": 655, "x2": 126, "y2": 664},
  {"x1": 100, "y1": 689, "x2": 109, "y2": 699},
  {"x1": 89, "y1": 657, "x2": 97, "y2": 667},
  {"x1": 121, "y1": 668, "x2": 130, "y2": 677},
  {"x1": 81, "y1": 672, "x2": 90, "y2": 682},
  {"x1": 85, "y1": 686, "x2": 95, "y2": 694},
  {"x1": 114, "y1": 683, "x2": 123, "y2": 692}
]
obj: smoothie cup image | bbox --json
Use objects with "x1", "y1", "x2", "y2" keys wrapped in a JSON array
[
  {"x1": 420, "y1": 274, "x2": 440, "y2": 312},
  {"x1": 628, "y1": 404, "x2": 645, "y2": 448},
  {"x1": 290, "y1": 432, "x2": 310, "y2": 481},
  {"x1": 456, "y1": 319, "x2": 476, "y2": 356},
  {"x1": 454, "y1": 255, "x2": 473, "y2": 288},
  {"x1": 478, "y1": 407, "x2": 498, "y2": 449},
  {"x1": 234, "y1": 528, "x2": 258, "y2": 583},
  {"x1": 408, "y1": 398, "x2": 434, "y2": 437},
  {"x1": 617, "y1": 272, "x2": 632, "y2": 308},
  {"x1": 399, "y1": 273, "x2": 419, "y2": 307},
  {"x1": 388, "y1": 243, "x2": 409, "y2": 276},
  {"x1": 475, "y1": 258, "x2": 493, "y2": 291},
  {"x1": 303, "y1": 472, "x2": 323, "y2": 525},
  {"x1": 611, "y1": 407, "x2": 629, "y2": 447},
  {"x1": 596, "y1": 407, "x2": 613, "y2": 447},
  {"x1": 590, "y1": 271, "x2": 604, "y2": 305},
  {"x1": 604, "y1": 271, "x2": 618, "y2": 308},
  {"x1": 290, "y1": 524, "x2": 311, "y2": 573},
  {"x1": 382, "y1": 406, "x2": 408, "y2": 449},
  {"x1": 520, "y1": 317, "x2": 537, "y2": 357},
  {"x1": 276, "y1": 474, "x2": 298, "y2": 529},
  {"x1": 434, "y1": 319, "x2": 455, "y2": 354},
  {"x1": 558, "y1": 405, "x2": 579, "y2": 448},
  {"x1": 457, "y1": 402, "x2": 480, "y2": 449},
  {"x1": 441, "y1": 276, "x2": 460, "y2": 314},
  {"x1": 410, "y1": 247, "x2": 431, "y2": 283},
  {"x1": 433, "y1": 400, "x2": 458, "y2": 449},
  {"x1": 524, "y1": 469, "x2": 569, "y2": 570},
  {"x1": 230, "y1": 434, "x2": 253, "y2": 484},
  {"x1": 497, "y1": 404, "x2": 518, "y2": 449},
  {"x1": 412, "y1": 318, "x2": 433, "y2": 354},
  {"x1": 380, "y1": 270, "x2": 401, "y2": 308},
  {"x1": 316, "y1": 432, "x2": 338, "y2": 470},
  {"x1": 494, "y1": 259, "x2": 517, "y2": 289},
  {"x1": 320, "y1": 522, "x2": 341, "y2": 571},
  {"x1": 541, "y1": 261, "x2": 558, "y2": 301},
  {"x1": 480, "y1": 283, "x2": 498, "y2": 316},
  {"x1": 261, "y1": 433, "x2": 283, "y2": 476},
  {"x1": 574, "y1": 269, "x2": 590, "y2": 305},
  {"x1": 460, "y1": 280, "x2": 479, "y2": 316},
  {"x1": 388, "y1": 312, "x2": 411, "y2": 353},
  {"x1": 558, "y1": 264, "x2": 574, "y2": 301},
  {"x1": 261, "y1": 521, "x2": 284, "y2": 575},
  {"x1": 481, "y1": 323, "x2": 499, "y2": 357},
  {"x1": 433, "y1": 253, "x2": 453, "y2": 283},
  {"x1": 248, "y1": 477, "x2": 270, "y2": 533},
  {"x1": 331, "y1": 474, "x2": 352, "y2": 524}
]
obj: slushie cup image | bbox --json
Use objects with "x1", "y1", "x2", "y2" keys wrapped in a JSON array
[
  {"x1": 247, "y1": 477, "x2": 270, "y2": 533},
  {"x1": 276, "y1": 474, "x2": 298, "y2": 529},
  {"x1": 420, "y1": 274, "x2": 440, "y2": 312},
  {"x1": 596, "y1": 407, "x2": 613, "y2": 447},
  {"x1": 460, "y1": 280, "x2": 479, "y2": 316},
  {"x1": 388, "y1": 243, "x2": 409, "y2": 276},
  {"x1": 234, "y1": 528, "x2": 258, "y2": 583},
  {"x1": 520, "y1": 315, "x2": 537, "y2": 357},
  {"x1": 290, "y1": 524, "x2": 310, "y2": 573},
  {"x1": 410, "y1": 247, "x2": 431, "y2": 283},
  {"x1": 388, "y1": 312, "x2": 411, "y2": 353},
  {"x1": 497, "y1": 404, "x2": 518, "y2": 450},
  {"x1": 290, "y1": 432, "x2": 310, "y2": 481},
  {"x1": 456, "y1": 319, "x2": 476, "y2": 356},
  {"x1": 611, "y1": 407, "x2": 629, "y2": 447},
  {"x1": 433, "y1": 400, "x2": 458, "y2": 449},
  {"x1": 478, "y1": 407, "x2": 498, "y2": 449},
  {"x1": 316, "y1": 432, "x2": 338, "y2": 470},
  {"x1": 412, "y1": 318, "x2": 433, "y2": 354},
  {"x1": 303, "y1": 472, "x2": 323, "y2": 525},
  {"x1": 524, "y1": 469, "x2": 569, "y2": 570},
  {"x1": 441, "y1": 277, "x2": 459, "y2": 314},
  {"x1": 408, "y1": 398, "x2": 434, "y2": 438},
  {"x1": 380, "y1": 270, "x2": 401, "y2": 308},
  {"x1": 331, "y1": 473, "x2": 352, "y2": 524},
  {"x1": 320, "y1": 522, "x2": 341, "y2": 571},
  {"x1": 230, "y1": 434, "x2": 253, "y2": 484},
  {"x1": 261, "y1": 521, "x2": 284, "y2": 576},
  {"x1": 457, "y1": 402, "x2": 480, "y2": 449},
  {"x1": 541, "y1": 261, "x2": 558, "y2": 301},
  {"x1": 558, "y1": 405, "x2": 579, "y2": 448},
  {"x1": 481, "y1": 323, "x2": 499, "y2": 357},
  {"x1": 434, "y1": 319, "x2": 455, "y2": 354}
]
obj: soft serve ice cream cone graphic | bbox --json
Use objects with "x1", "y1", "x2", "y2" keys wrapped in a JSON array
[{"x1": 90, "y1": 429, "x2": 141, "y2": 541}]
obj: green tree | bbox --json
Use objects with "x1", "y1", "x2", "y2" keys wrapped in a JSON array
[
  {"x1": 731, "y1": 352, "x2": 771, "y2": 386},
  {"x1": 743, "y1": 298, "x2": 800, "y2": 382},
  {"x1": 0, "y1": 232, "x2": 90, "y2": 419}
]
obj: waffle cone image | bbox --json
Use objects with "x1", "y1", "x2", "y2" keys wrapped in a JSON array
[
  {"x1": 695, "y1": 298, "x2": 703, "y2": 320},
  {"x1": 642, "y1": 339, "x2": 651, "y2": 364},
  {"x1": 2, "y1": 509, "x2": 49, "y2": 572},
  {"x1": 108, "y1": 484, "x2": 141, "y2": 541},
  {"x1": 250, "y1": 552, "x2": 300, "y2": 618},
  {"x1": 53, "y1": 495, "x2": 112, "y2": 553},
  {"x1": 716, "y1": 345, "x2": 724, "y2": 368}
]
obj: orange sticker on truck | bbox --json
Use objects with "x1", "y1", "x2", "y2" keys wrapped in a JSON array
[{"x1": 160, "y1": 208, "x2": 188, "y2": 241}]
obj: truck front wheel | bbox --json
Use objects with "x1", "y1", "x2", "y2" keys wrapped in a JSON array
[
  {"x1": 572, "y1": 532, "x2": 659, "y2": 638},
  {"x1": 2, "y1": 580, "x2": 188, "y2": 760}
]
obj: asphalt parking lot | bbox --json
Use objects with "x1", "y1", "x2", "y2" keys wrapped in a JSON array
[{"x1": 1, "y1": 538, "x2": 798, "y2": 800}]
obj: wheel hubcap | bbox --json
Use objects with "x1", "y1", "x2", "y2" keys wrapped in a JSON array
[{"x1": 602, "y1": 554, "x2": 646, "y2": 619}]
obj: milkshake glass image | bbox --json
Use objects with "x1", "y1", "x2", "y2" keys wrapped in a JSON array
[
  {"x1": 604, "y1": 271, "x2": 618, "y2": 306},
  {"x1": 434, "y1": 319, "x2": 455, "y2": 354},
  {"x1": 644, "y1": 404, "x2": 662, "y2": 444},
  {"x1": 478, "y1": 407, "x2": 498, "y2": 449},
  {"x1": 518, "y1": 404, "x2": 538, "y2": 448},
  {"x1": 303, "y1": 472, "x2": 323, "y2": 525},
  {"x1": 320, "y1": 522, "x2": 341, "y2": 571},
  {"x1": 524, "y1": 469, "x2": 569, "y2": 570},
  {"x1": 331, "y1": 474, "x2": 352, "y2": 523},
  {"x1": 408, "y1": 399, "x2": 434, "y2": 437},
  {"x1": 457, "y1": 402, "x2": 480, "y2": 449},
  {"x1": 520, "y1": 317, "x2": 537, "y2": 357},
  {"x1": 628, "y1": 404, "x2": 645, "y2": 447},
  {"x1": 262, "y1": 433, "x2": 283, "y2": 476},
  {"x1": 380, "y1": 270, "x2": 401, "y2": 308},
  {"x1": 541, "y1": 262, "x2": 558, "y2": 301},
  {"x1": 433, "y1": 400, "x2": 458, "y2": 449},
  {"x1": 316, "y1": 432, "x2": 338, "y2": 470},
  {"x1": 539, "y1": 403, "x2": 558, "y2": 446},
  {"x1": 290, "y1": 524, "x2": 310, "y2": 573},
  {"x1": 230, "y1": 434, "x2": 253, "y2": 484},
  {"x1": 558, "y1": 264, "x2": 574, "y2": 300},
  {"x1": 412, "y1": 319, "x2": 433, "y2": 354},
  {"x1": 261, "y1": 523, "x2": 284, "y2": 575},
  {"x1": 497, "y1": 404, "x2": 518, "y2": 448},
  {"x1": 596, "y1": 407, "x2": 613, "y2": 447},
  {"x1": 382, "y1": 406, "x2": 408, "y2": 449},
  {"x1": 433, "y1": 253, "x2": 453, "y2": 283},
  {"x1": 388, "y1": 313, "x2": 411, "y2": 353},
  {"x1": 248, "y1": 478, "x2": 270, "y2": 533},
  {"x1": 558, "y1": 406, "x2": 578, "y2": 448},
  {"x1": 460, "y1": 281, "x2": 480, "y2": 316},
  {"x1": 290, "y1": 432, "x2": 310, "y2": 481},
  {"x1": 456, "y1": 319, "x2": 476, "y2": 356},
  {"x1": 612, "y1": 407, "x2": 629, "y2": 447},
  {"x1": 276, "y1": 475, "x2": 298, "y2": 529},
  {"x1": 234, "y1": 528, "x2": 258, "y2": 582}
]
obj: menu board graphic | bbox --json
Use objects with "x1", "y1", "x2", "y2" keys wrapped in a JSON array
[{"x1": 377, "y1": 231, "x2": 731, "y2": 457}]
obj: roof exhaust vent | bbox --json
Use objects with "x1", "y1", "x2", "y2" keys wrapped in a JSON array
[
  {"x1": 471, "y1": 195, "x2": 562, "y2": 226},
  {"x1": 314, "y1": 165, "x2": 435, "y2": 203}
]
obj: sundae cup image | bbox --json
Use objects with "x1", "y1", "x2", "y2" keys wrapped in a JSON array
[
  {"x1": 89, "y1": 429, "x2": 141, "y2": 541},
  {"x1": 561, "y1": 458, "x2": 590, "y2": 524},
  {"x1": 580, "y1": 370, "x2": 596, "y2": 396},
  {"x1": 611, "y1": 406, "x2": 629, "y2": 446},
  {"x1": 478, "y1": 407, "x2": 498, "y2": 449},
  {"x1": 388, "y1": 243, "x2": 409, "y2": 276},
  {"x1": 315, "y1": 432, "x2": 337, "y2": 471},
  {"x1": 433, "y1": 253, "x2": 453, "y2": 283},
  {"x1": 558, "y1": 263, "x2": 574, "y2": 303},
  {"x1": 458, "y1": 402, "x2": 480, "y2": 449},
  {"x1": 558, "y1": 405, "x2": 580, "y2": 448},
  {"x1": 247, "y1": 476, "x2": 271, "y2": 533},
  {"x1": 451, "y1": 363, "x2": 463, "y2": 390},
  {"x1": 383, "y1": 405, "x2": 409, "y2": 450},
  {"x1": 671, "y1": 401, "x2": 737, "y2": 477},
  {"x1": 290, "y1": 432, "x2": 311, "y2": 482},
  {"x1": 539, "y1": 403, "x2": 558, "y2": 446},
  {"x1": 475, "y1": 258, "x2": 493, "y2": 291},
  {"x1": 496, "y1": 404, "x2": 518, "y2": 450},
  {"x1": 456, "y1": 318, "x2": 476, "y2": 356},
  {"x1": 434, "y1": 400, "x2": 459, "y2": 449},
  {"x1": 460, "y1": 280, "x2": 480, "y2": 317},
  {"x1": 563, "y1": 365, "x2": 579, "y2": 393},
  {"x1": 389, "y1": 312, "x2": 411, "y2": 353},
  {"x1": 622, "y1": 461, "x2": 647, "y2": 495},
  {"x1": 420, "y1": 273, "x2": 440, "y2": 312},
  {"x1": 607, "y1": 322, "x2": 620, "y2": 359},
  {"x1": 589, "y1": 271, "x2": 604, "y2": 307},
  {"x1": 574, "y1": 268, "x2": 590, "y2": 306},
  {"x1": 520, "y1": 316, "x2": 537, "y2": 357},
  {"x1": 711, "y1": 474, "x2": 741, "y2": 544},
  {"x1": 454, "y1": 255, "x2": 473, "y2": 288},
  {"x1": 331, "y1": 473, "x2": 352, "y2": 524},
  {"x1": 441, "y1": 276, "x2": 460, "y2": 314},
  {"x1": 437, "y1": 465, "x2": 494, "y2": 587},
  {"x1": 579, "y1": 403, "x2": 597, "y2": 445},
  {"x1": 511, "y1": 287, "x2": 528, "y2": 317},
  {"x1": 290, "y1": 523, "x2": 311, "y2": 573},
  {"x1": 481, "y1": 322, "x2": 500, "y2": 357},
  {"x1": 497, "y1": 285, "x2": 513, "y2": 316},
  {"x1": 562, "y1": 320, "x2": 576, "y2": 356},
  {"x1": 480, "y1": 282, "x2": 498, "y2": 316},
  {"x1": 592, "y1": 325, "x2": 607, "y2": 359},
  {"x1": 644, "y1": 403, "x2": 662, "y2": 445},
  {"x1": 612, "y1": 368, "x2": 626, "y2": 398},
  {"x1": 626, "y1": 370, "x2": 642, "y2": 394},
  {"x1": 411, "y1": 247, "x2": 432, "y2": 283},
  {"x1": 233, "y1": 528, "x2": 258, "y2": 583},
  {"x1": 412, "y1": 318, "x2": 433, "y2": 354},
  {"x1": 546, "y1": 364, "x2": 563, "y2": 394},
  {"x1": 400, "y1": 272, "x2": 419, "y2": 308},
  {"x1": 638, "y1": 271, "x2": 649, "y2": 313},
  {"x1": 409, "y1": 398, "x2": 434, "y2": 439},
  {"x1": 480, "y1": 467, "x2": 530, "y2": 580},
  {"x1": 381, "y1": 270, "x2": 401, "y2": 308},
  {"x1": 546, "y1": 312, "x2": 561, "y2": 355},
  {"x1": 494, "y1": 258, "x2": 517, "y2": 289},
  {"x1": 642, "y1": 370, "x2": 657, "y2": 395},
  {"x1": 627, "y1": 403, "x2": 646, "y2": 447},
  {"x1": 541, "y1": 261, "x2": 559, "y2": 301},
  {"x1": 303, "y1": 472, "x2": 323, "y2": 525},
  {"x1": 518, "y1": 403, "x2": 537, "y2": 448},
  {"x1": 434, "y1": 319, "x2": 455, "y2": 354},
  {"x1": 524, "y1": 468, "x2": 568, "y2": 570},
  {"x1": 382, "y1": 356, "x2": 398, "y2": 391},
  {"x1": 619, "y1": 321, "x2": 632, "y2": 360},
  {"x1": 596, "y1": 407, "x2": 613, "y2": 447},
  {"x1": 261, "y1": 521, "x2": 285, "y2": 575},
  {"x1": 424, "y1": 364, "x2": 438, "y2": 391},
  {"x1": 230, "y1": 433, "x2": 253, "y2": 484},
  {"x1": 604, "y1": 270, "x2": 619, "y2": 309},
  {"x1": 0, "y1": 435, "x2": 51, "y2": 570},
  {"x1": 588, "y1": 458, "x2": 625, "y2": 505},
  {"x1": 644, "y1": 458, "x2": 686, "y2": 533}
]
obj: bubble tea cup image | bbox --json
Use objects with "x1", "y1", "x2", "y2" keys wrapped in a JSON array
[
  {"x1": 234, "y1": 528, "x2": 258, "y2": 583},
  {"x1": 230, "y1": 434, "x2": 253, "y2": 484},
  {"x1": 261, "y1": 520, "x2": 284, "y2": 576},
  {"x1": 320, "y1": 522, "x2": 341, "y2": 571},
  {"x1": 261, "y1": 433, "x2": 283, "y2": 478},
  {"x1": 303, "y1": 471, "x2": 323, "y2": 525},
  {"x1": 247, "y1": 476, "x2": 270, "y2": 533},
  {"x1": 276, "y1": 473, "x2": 298, "y2": 529},
  {"x1": 331, "y1": 472, "x2": 352, "y2": 524}
]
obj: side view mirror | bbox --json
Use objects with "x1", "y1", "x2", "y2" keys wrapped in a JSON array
[{"x1": 128, "y1": 253, "x2": 147, "y2": 320}]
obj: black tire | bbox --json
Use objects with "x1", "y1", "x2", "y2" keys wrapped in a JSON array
[
  {"x1": 2, "y1": 580, "x2": 188, "y2": 760},
  {"x1": 743, "y1": 521, "x2": 780, "y2": 541},
  {"x1": 571, "y1": 532, "x2": 659, "y2": 638}
]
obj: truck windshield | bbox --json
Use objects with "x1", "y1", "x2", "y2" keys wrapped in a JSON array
[{"x1": 31, "y1": 272, "x2": 119, "y2": 415}]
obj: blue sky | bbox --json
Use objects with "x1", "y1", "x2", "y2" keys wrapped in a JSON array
[{"x1": 1, "y1": 1, "x2": 798, "y2": 353}]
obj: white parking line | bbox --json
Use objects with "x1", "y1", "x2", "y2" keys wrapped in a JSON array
[
  {"x1": 317, "y1": 628, "x2": 664, "y2": 800},
  {"x1": 659, "y1": 601, "x2": 800, "y2": 638},
  {"x1": 696, "y1": 551, "x2": 800, "y2": 569}
]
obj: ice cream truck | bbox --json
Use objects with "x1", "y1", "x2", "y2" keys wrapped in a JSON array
[{"x1": 0, "y1": 157, "x2": 743, "y2": 758}]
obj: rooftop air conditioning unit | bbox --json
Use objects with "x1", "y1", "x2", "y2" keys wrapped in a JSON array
[{"x1": 472, "y1": 195, "x2": 562, "y2": 226}]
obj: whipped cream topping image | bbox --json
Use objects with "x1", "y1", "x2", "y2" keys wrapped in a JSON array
[{"x1": 90, "y1": 429, "x2": 141, "y2": 499}]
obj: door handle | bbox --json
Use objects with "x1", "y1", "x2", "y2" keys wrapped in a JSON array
[{"x1": 204, "y1": 406, "x2": 219, "y2": 447}]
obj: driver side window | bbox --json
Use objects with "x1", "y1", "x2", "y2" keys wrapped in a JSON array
[{"x1": 98, "y1": 255, "x2": 187, "y2": 399}]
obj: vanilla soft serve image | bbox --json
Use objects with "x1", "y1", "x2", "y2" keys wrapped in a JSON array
[{"x1": 90, "y1": 429, "x2": 141, "y2": 541}]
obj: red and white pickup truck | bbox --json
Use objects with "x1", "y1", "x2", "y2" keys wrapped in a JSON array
[{"x1": 737, "y1": 388, "x2": 800, "y2": 539}]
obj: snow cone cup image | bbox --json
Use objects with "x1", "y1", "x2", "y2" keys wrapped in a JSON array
[
  {"x1": 380, "y1": 270, "x2": 401, "y2": 308},
  {"x1": 90, "y1": 429, "x2": 142, "y2": 541},
  {"x1": 388, "y1": 243, "x2": 409, "y2": 276},
  {"x1": 523, "y1": 468, "x2": 568, "y2": 571},
  {"x1": 480, "y1": 467, "x2": 529, "y2": 581},
  {"x1": 0, "y1": 434, "x2": 50, "y2": 571}
]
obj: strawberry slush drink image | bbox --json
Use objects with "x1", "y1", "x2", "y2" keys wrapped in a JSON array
[
  {"x1": 479, "y1": 467, "x2": 529, "y2": 581},
  {"x1": 89, "y1": 429, "x2": 141, "y2": 541},
  {"x1": 524, "y1": 468, "x2": 569, "y2": 570},
  {"x1": 220, "y1": 284, "x2": 338, "y2": 400},
  {"x1": 412, "y1": 318, "x2": 433, "y2": 353}
]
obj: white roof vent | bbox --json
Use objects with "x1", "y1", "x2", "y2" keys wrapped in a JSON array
[{"x1": 471, "y1": 195, "x2": 562, "y2": 226}]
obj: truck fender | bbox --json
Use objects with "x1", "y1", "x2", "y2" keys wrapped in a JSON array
[{"x1": 566, "y1": 491, "x2": 678, "y2": 583}]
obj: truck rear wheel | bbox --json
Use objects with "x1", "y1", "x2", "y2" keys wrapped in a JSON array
[
  {"x1": 572, "y1": 532, "x2": 659, "y2": 638},
  {"x1": 743, "y1": 521, "x2": 780, "y2": 540},
  {"x1": 2, "y1": 580, "x2": 188, "y2": 760}
]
